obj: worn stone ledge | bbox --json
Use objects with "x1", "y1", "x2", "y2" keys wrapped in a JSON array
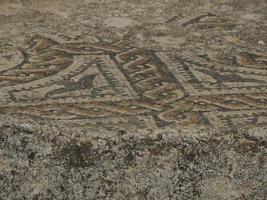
[{"x1": 0, "y1": 118, "x2": 266, "y2": 199}]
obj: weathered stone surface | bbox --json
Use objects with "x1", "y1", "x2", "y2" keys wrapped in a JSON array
[
  {"x1": 0, "y1": 0, "x2": 266, "y2": 199},
  {"x1": 0, "y1": 119, "x2": 266, "y2": 199}
]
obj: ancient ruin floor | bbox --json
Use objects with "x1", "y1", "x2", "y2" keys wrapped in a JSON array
[{"x1": 0, "y1": 0, "x2": 266, "y2": 199}]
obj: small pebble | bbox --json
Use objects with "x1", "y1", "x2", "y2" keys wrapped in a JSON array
[{"x1": 258, "y1": 40, "x2": 265, "y2": 45}]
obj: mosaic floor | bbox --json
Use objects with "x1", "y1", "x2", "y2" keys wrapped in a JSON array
[
  {"x1": 1, "y1": 1, "x2": 266, "y2": 199},
  {"x1": 0, "y1": 0, "x2": 266, "y2": 131}
]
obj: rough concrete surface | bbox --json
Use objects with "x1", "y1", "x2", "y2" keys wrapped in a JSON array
[{"x1": 0, "y1": 0, "x2": 266, "y2": 199}]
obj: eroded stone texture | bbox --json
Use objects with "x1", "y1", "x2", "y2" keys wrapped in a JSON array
[
  {"x1": 0, "y1": 0, "x2": 266, "y2": 199},
  {"x1": 0, "y1": 120, "x2": 266, "y2": 199}
]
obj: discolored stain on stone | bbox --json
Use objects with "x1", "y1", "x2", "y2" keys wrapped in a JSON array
[{"x1": 104, "y1": 17, "x2": 135, "y2": 28}]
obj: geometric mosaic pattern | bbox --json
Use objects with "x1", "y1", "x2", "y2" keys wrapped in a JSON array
[{"x1": 0, "y1": 35, "x2": 266, "y2": 130}]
